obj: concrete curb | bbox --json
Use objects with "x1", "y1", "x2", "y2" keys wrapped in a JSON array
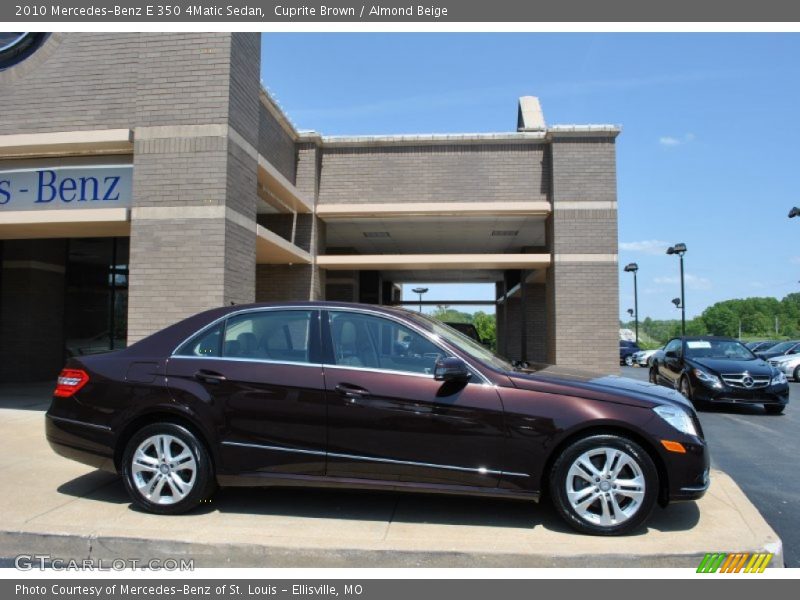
[{"x1": 0, "y1": 530, "x2": 775, "y2": 568}]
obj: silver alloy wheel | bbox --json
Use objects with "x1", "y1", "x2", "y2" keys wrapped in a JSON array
[
  {"x1": 565, "y1": 447, "x2": 646, "y2": 527},
  {"x1": 131, "y1": 434, "x2": 197, "y2": 505}
]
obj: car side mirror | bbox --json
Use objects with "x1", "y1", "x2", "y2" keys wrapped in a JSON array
[
  {"x1": 665, "y1": 350, "x2": 677, "y2": 359},
  {"x1": 434, "y1": 357, "x2": 472, "y2": 382}
]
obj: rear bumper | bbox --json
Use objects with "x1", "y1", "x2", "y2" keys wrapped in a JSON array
[{"x1": 45, "y1": 413, "x2": 117, "y2": 473}]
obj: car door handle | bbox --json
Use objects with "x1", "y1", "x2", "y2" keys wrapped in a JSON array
[
  {"x1": 194, "y1": 370, "x2": 227, "y2": 384},
  {"x1": 334, "y1": 384, "x2": 370, "y2": 402}
]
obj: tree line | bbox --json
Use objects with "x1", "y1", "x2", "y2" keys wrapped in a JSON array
[{"x1": 621, "y1": 293, "x2": 800, "y2": 345}]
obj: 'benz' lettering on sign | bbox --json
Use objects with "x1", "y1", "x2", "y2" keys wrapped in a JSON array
[{"x1": 0, "y1": 165, "x2": 132, "y2": 211}]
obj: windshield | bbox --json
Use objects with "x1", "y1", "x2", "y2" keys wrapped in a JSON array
[
  {"x1": 684, "y1": 339, "x2": 755, "y2": 360},
  {"x1": 763, "y1": 341, "x2": 794, "y2": 354},
  {"x1": 410, "y1": 313, "x2": 516, "y2": 371}
]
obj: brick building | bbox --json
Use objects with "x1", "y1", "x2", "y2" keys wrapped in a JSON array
[{"x1": 0, "y1": 33, "x2": 620, "y2": 382}]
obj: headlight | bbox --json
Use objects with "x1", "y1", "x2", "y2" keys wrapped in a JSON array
[
  {"x1": 653, "y1": 405, "x2": 698, "y2": 437},
  {"x1": 772, "y1": 371, "x2": 788, "y2": 386},
  {"x1": 692, "y1": 368, "x2": 723, "y2": 389}
]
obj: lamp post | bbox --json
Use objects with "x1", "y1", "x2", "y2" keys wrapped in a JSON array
[
  {"x1": 624, "y1": 262, "x2": 639, "y2": 344},
  {"x1": 789, "y1": 207, "x2": 800, "y2": 219},
  {"x1": 666, "y1": 243, "x2": 687, "y2": 336},
  {"x1": 411, "y1": 287, "x2": 429, "y2": 313}
]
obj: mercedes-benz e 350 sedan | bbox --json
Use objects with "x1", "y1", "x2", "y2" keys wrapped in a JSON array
[{"x1": 46, "y1": 302, "x2": 709, "y2": 535}]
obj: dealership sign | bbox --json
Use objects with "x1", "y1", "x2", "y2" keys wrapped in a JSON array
[{"x1": 0, "y1": 165, "x2": 132, "y2": 211}]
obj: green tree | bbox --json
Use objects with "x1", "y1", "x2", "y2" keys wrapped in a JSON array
[{"x1": 473, "y1": 311, "x2": 497, "y2": 350}]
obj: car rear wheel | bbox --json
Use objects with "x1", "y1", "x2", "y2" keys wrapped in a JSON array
[
  {"x1": 549, "y1": 434, "x2": 658, "y2": 536},
  {"x1": 121, "y1": 423, "x2": 215, "y2": 515},
  {"x1": 794, "y1": 365, "x2": 800, "y2": 382},
  {"x1": 764, "y1": 404, "x2": 785, "y2": 415}
]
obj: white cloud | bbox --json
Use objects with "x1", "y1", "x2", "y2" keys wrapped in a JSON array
[
  {"x1": 619, "y1": 240, "x2": 670, "y2": 255},
  {"x1": 653, "y1": 274, "x2": 712, "y2": 291},
  {"x1": 659, "y1": 133, "x2": 696, "y2": 147}
]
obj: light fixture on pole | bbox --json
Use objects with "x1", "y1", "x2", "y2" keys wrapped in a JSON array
[
  {"x1": 411, "y1": 287, "x2": 429, "y2": 313},
  {"x1": 666, "y1": 243, "x2": 687, "y2": 336},
  {"x1": 623, "y1": 262, "x2": 639, "y2": 344}
]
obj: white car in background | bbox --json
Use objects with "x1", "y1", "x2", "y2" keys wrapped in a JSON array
[
  {"x1": 768, "y1": 354, "x2": 800, "y2": 382},
  {"x1": 632, "y1": 347, "x2": 662, "y2": 367}
]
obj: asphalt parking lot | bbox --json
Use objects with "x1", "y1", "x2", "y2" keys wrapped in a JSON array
[{"x1": 621, "y1": 365, "x2": 799, "y2": 567}]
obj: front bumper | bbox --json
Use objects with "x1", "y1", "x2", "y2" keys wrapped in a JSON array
[
  {"x1": 664, "y1": 437, "x2": 710, "y2": 503},
  {"x1": 693, "y1": 382, "x2": 789, "y2": 406}
]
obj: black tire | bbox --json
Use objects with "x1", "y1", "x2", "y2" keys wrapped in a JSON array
[
  {"x1": 624, "y1": 355, "x2": 634, "y2": 367},
  {"x1": 121, "y1": 422, "x2": 215, "y2": 515},
  {"x1": 794, "y1": 365, "x2": 800, "y2": 382},
  {"x1": 549, "y1": 434, "x2": 659, "y2": 536},
  {"x1": 649, "y1": 365, "x2": 658, "y2": 385},
  {"x1": 764, "y1": 404, "x2": 785, "y2": 415}
]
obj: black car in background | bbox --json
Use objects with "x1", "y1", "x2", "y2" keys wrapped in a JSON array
[
  {"x1": 755, "y1": 340, "x2": 800, "y2": 361},
  {"x1": 649, "y1": 336, "x2": 789, "y2": 414},
  {"x1": 620, "y1": 340, "x2": 641, "y2": 366},
  {"x1": 745, "y1": 340, "x2": 778, "y2": 354}
]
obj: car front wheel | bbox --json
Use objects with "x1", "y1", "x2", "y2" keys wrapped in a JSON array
[
  {"x1": 549, "y1": 434, "x2": 659, "y2": 535},
  {"x1": 121, "y1": 423, "x2": 215, "y2": 515}
]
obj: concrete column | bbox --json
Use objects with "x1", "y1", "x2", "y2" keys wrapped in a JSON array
[
  {"x1": 127, "y1": 33, "x2": 260, "y2": 342},
  {"x1": 546, "y1": 133, "x2": 620, "y2": 374},
  {"x1": 0, "y1": 240, "x2": 66, "y2": 381}
]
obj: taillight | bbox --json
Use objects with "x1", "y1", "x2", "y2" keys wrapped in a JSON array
[{"x1": 54, "y1": 369, "x2": 90, "y2": 397}]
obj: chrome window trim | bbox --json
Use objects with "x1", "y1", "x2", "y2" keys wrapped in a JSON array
[
  {"x1": 170, "y1": 306, "x2": 319, "y2": 357},
  {"x1": 221, "y1": 440, "x2": 528, "y2": 478},
  {"x1": 321, "y1": 363, "x2": 435, "y2": 380},
  {"x1": 170, "y1": 304, "x2": 493, "y2": 385},
  {"x1": 169, "y1": 354, "x2": 323, "y2": 368}
]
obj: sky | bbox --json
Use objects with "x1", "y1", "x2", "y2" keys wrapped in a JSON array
[{"x1": 260, "y1": 34, "x2": 800, "y2": 319}]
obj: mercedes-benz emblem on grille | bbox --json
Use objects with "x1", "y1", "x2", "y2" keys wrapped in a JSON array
[{"x1": 742, "y1": 374, "x2": 754, "y2": 388}]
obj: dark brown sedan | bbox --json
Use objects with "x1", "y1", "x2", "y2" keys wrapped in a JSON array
[{"x1": 46, "y1": 302, "x2": 709, "y2": 535}]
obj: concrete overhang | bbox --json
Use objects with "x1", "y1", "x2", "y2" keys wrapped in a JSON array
[
  {"x1": 317, "y1": 253, "x2": 551, "y2": 271},
  {"x1": 256, "y1": 224, "x2": 312, "y2": 265},
  {"x1": 257, "y1": 157, "x2": 313, "y2": 214},
  {"x1": 0, "y1": 129, "x2": 134, "y2": 159},
  {"x1": 0, "y1": 208, "x2": 130, "y2": 239},
  {"x1": 317, "y1": 201, "x2": 551, "y2": 219}
]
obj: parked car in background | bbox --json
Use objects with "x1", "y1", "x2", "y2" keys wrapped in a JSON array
[
  {"x1": 768, "y1": 353, "x2": 800, "y2": 382},
  {"x1": 47, "y1": 301, "x2": 710, "y2": 536},
  {"x1": 649, "y1": 336, "x2": 789, "y2": 414},
  {"x1": 619, "y1": 340, "x2": 641, "y2": 366},
  {"x1": 745, "y1": 340, "x2": 778, "y2": 354},
  {"x1": 755, "y1": 340, "x2": 800, "y2": 361},
  {"x1": 632, "y1": 347, "x2": 662, "y2": 368}
]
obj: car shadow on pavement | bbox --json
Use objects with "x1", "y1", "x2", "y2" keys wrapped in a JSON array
[{"x1": 56, "y1": 470, "x2": 700, "y2": 535}]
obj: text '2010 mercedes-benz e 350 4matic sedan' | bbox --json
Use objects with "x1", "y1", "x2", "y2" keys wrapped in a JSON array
[{"x1": 46, "y1": 302, "x2": 709, "y2": 535}]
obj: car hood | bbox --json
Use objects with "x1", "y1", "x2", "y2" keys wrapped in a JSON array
[
  {"x1": 507, "y1": 364, "x2": 693, "y2": 410},
  {"x1": 689, "y1": 357, "x2": 772, "y2": 375}
]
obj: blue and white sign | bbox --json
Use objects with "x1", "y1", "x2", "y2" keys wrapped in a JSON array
[{"x1": 0, "y1": 165, "x2": 132, "y2": 211}]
